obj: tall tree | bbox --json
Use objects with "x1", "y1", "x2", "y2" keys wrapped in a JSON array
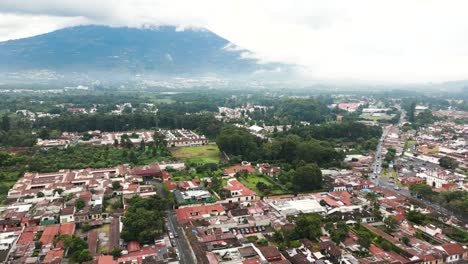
[{"x1": 292, "y1": 163, "x2": 323, "y2": 192}]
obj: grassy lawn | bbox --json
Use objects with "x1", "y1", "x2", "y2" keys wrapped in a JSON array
[
  {"x1": 419, "y1": 145, "x2": 439, "y2": 154},
  {"x1": 97, "y1": 224, "x2": 110, "y2": 254},
  {"x1": 171, "y1": 145, "x2": 220, "y2": 164},
  {"x1": 360, "y1": 114, "x2": 392, "y2": 121},
  {"x1": 239, "y1": 174, "x2": 287, "y2": 195},
  {"x1": 404, "y1": 140, "x2": 416, "y2": 153}
]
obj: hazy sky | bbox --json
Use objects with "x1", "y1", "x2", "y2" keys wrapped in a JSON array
[{"x1": 1, "y1": 0, "x2": 468, "y2": 83}]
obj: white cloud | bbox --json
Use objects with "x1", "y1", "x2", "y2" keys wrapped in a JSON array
[{"x1": 0, "y1": 0, "x2": 467, "y2": 83}]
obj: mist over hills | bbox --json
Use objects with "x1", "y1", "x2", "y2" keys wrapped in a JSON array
[{"x1": 0, "y1": 25, "x2": 281, "y2": 77}]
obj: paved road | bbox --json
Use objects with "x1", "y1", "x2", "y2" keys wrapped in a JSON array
[
  {"x1": 369, "y1": 107, "x2": 464, "y2": 222},
  {"x1": 154, "y1": 181, "x2": 196, "y2": 264},
  {"x1": 167, "y1": 210, "x2": 195, "y2": 264}
]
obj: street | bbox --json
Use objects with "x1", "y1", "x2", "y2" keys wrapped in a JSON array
[
  {"x1": 369, "y1": 107, "x2": 464, "y2": 222},
  {"x1": 154, "y1": 181, "x2": 196, "y2": 264},
  {"x1": 167, "y1": 210, "x2": 196, "y2": 264}
]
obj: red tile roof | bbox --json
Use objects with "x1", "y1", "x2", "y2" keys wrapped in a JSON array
[
  {"x1": 98, "y1": 255, "x2": 117, "y2": 264},
  {"x1": 88, "y1": 230, "x2": 99, "y2": 255},
  {"x1": 117, "y1": 246, "x2": 159, "y2": 263},
  {"x1": 59, "y1": 222, "x2": 75, "y2": 236},
  {"x1": 224, "y1": 179, "x2": 256, "y2": 196},
  {"x1": 128, "y1": 241, "x2": 141, "y2": 252},
  {"x1": 17, "y1": 231, "x2": 35, "y2": 245},
  {"x1": 176, "y1": 204, "x2": 225, "y2": 224},
  {"x1": 43, "y1": 249, "x2": 64, "y2": 264},
  {"x1": 441, "y1": 243, "x2": 466, "y2": 255},
  {"x1": 40, "y1": 224, "x2": 60, "y2": 245}
]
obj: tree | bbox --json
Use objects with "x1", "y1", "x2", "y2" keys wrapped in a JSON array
[
  {"x1": 330, "y1": 222, "x2": 349, "y2": 244},
  {"x1": 406, "y1": 211, "x2": 427, "y2": 225},
  {"x1": 75, "y1": 198, "x2": 85, "y2": 210},
  {"x1": 112, "y1": 181, "x2": 122, "y2": 190},
  {"x1": 216, "y1": 126, "x2": 261, "y2": 160},
  {"x1": 439, "y1": 156, "x2": 459, "y2": 170},
  {"x1": 357, "y1": 233, "x2": 372, "y2": 250},
  {"x1": 380, "y1": 240, "x2": 392, "y2": 251},
  {"x1": 365, "y1": 192, "x2": 379, "y2": 203},
  {"x1": 292, "y1": 163, "x2": 322, "y2": 192},
  {"x1": 139, "y1": 139, "x2": 145, "y2": 151},
  {"x1": 256, "y1": 182, "x2": 269, "y2": 192},
  {"x1": 111, "y1": 246, "x2": 122, "y2": 259},
  {"x1": 75, "y1": 249, "x2": 93, "y2": 263},
  {"x1": 384, "y1": 217, "x2": 398, "y2": 232},
  {"x1": 409, "y1": 184, "x2": 433, "y2": 198},
  {"x1": 408, "y1": 101, "x2": 416, "y2": 122},
  {"x1": 121, "y1": 195, "x2": 167, "y2": 244},
  {"x1": 53, "y1": 188, "x2": 64, "y2": 195},
  {"x1": 402, "y1": 237, "x2": 411, "y2": 246},
  {"x1": 81, "y1": 223, "x2": 91, "y2": 232},
  {"x1": 1, "y1": 114, "x2": 10, "y2": 131},
  {"x1": 57, "y1": 235, "x2": 91, "y2": 263},
  {"x1": 294, "y1": 213, "x2": 323, "y2": 240},
  {"x1": 128, "y1": 150, "x2": 138, "y2": 164}
]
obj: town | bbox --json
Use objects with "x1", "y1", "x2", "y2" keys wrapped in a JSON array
[{"x1": 0, "y1": 87, "x2": 466, "y2": 264}]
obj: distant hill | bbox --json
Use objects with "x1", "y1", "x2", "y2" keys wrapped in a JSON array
[{"x1": 0, "y1": 25, "x2": 274, "y2": 76}]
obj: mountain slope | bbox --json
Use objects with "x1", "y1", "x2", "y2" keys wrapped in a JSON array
[{"x1": 0, "y1": 25, "x2": 269, "y2": 75}]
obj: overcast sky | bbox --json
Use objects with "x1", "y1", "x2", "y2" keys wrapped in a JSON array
[{"x1": 1, "y1": 0, "x2": 468, "y2": 83}]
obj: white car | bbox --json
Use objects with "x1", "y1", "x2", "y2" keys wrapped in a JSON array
[{"x1": 169, "y1": 232, "x2": 174, "y2": 239}]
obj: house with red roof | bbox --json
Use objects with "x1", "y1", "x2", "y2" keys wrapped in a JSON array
[
  {"x1": 39, "y1": 224, "x2": 60, "y2": 247},
  {"x1": 256, "y1": 163, "x2": 281, "y2": 177},
  {"x1": 176, "y1": 204, "x2": 225, "y2": 224},
  {"x1": 98, "y1": 255, "x2": 117, "y2": 264},
  {"x1": 59, "y1": 206, "x2": 75, "y2": 223},
  {"x1": 223, "y1": 179, "x2": 256, "y2": 203},
  {"x1": 224, "y1": 165, "x2": 255, "y2": 177},
  {"x1": 178, "y1": 180, "x2": 200, "y2": 191},
  {"x1": 59, "y1": 222, "x2": 75, "y2": 236},
  {"x1": 43, "y1": 249, "x2": 64, "y2": 264},
  {"x1": 438, "y1": 243, "x2": 467, "y2": 263}
]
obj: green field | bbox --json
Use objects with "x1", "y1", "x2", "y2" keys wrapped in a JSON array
[
  {"x1": 239, "y1": 174, "x2": 287, "y2": 195},
  {"x1": 171, "y1": 145, "x2": 220, "y2": 164},
  {"x1": 360, "y1": 114, "x2": 392, "y2": 121}
]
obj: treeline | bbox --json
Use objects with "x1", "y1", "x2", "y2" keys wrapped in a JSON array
[
  {"x1": 0, "y1": 114, "x2": 36, "y2": 147},
  {"x1": 33, "y1": 111, "x2": 222, "y2": 138},
  {"x1": 0, "y1": 144, "x2": 170, "y2": 173},
  {"x1": 267, "y1": 98, "x2": 333, "y2": 125},
  {"x1": 286, "y1": 121, "x2": 382, "y2": 141},
  {"x1": 262, "y1": 135, "x2": 344, "y2": 166},
  {"x1": 217, "y1": 126, "x2": 345, "y2": 167},
  {"x1": 409, "y1": 184, "x2": 468, "y2": 218}
]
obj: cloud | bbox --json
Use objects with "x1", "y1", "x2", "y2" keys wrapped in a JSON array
[
  {"x1": 0, "y1": 13, "x2": 89, "y2": 41},
  {"x1": 0, "y1": 0, "x2": 468, "y2": 83}
]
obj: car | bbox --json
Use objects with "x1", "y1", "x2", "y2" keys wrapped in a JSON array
[
  {"x1": 169, "y1": 232, "x2": 174, "y2": 239},
  {"x1": 253, "y1": 227, "x2": 258, "y2": 232},
  {"x1": 245, "y1": 229, "x2": 250, "y2": 234},
  {"x1": 240, "y1": 228, "x2": 245, "y2": 234},
  {"x1": 394, "y1": 186, "x2": 400, "y2": 190}
]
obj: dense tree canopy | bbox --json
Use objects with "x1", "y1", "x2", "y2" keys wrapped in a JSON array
[
  {"x1": 439, "y1": 156, "x2": 459, "y2": 169},
  {"x1": 216, "y1": 126, "x2": 262, "y2": 160},
  {"x1": 121, "y1": 195, "x2": 167, "y2": 244},
  {"x1": 292, "y1": 163, "x2": 323, "y2": 192}
]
